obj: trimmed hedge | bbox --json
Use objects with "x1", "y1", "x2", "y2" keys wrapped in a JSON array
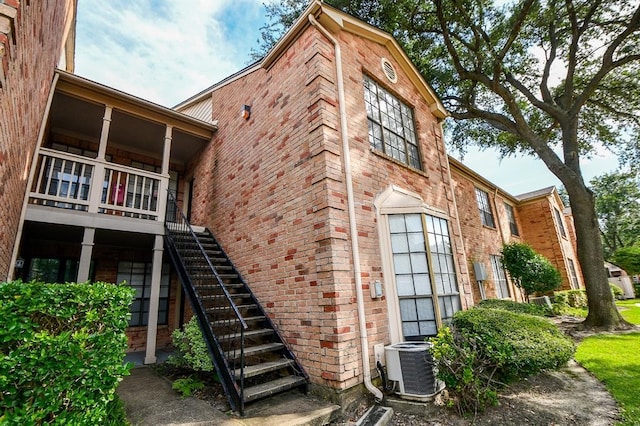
[
  {"x1": 430, "y1": 307, "x2": 575, "y2": 414},
  {"x1": 477, "y1": 298, "x2": 550, "y2": 316},
  {"x1": 553, "y1": 289, "x2": 588, "y2": 314},
  {"x1": 0, "y1": 281, "x2": 134, "y2": 424},
  {"x1": 452, "y1": 308, "x2": 575, "y2": 381}
]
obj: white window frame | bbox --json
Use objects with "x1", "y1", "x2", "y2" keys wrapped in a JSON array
[
  {"x1": 363, "y1": 75, "x2": 421, "y2": 169},
  {"x1": 490, "y1": 255, "x2": 511, "y2": 299},
  {"x1": 374, "y1": 185, "x2": 462, "y2": 343},
  {"x1": 475, "y1": 188, "x2": 495, "y2": 228}
]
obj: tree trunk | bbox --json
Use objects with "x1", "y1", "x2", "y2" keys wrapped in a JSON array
[{"x1": 565, "y1": 183, "x2": 629, "y2": 330}]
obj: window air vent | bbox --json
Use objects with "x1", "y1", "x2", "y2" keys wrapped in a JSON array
[{"x1": 381, "y1": 58, "x2": 397, "y2": 83}]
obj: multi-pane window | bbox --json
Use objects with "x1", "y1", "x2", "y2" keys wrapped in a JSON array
[
  {"x1": 567, "y1": 259, "x2": 580, "y2": 289},
  {"x1": 504, "y1": 203, "x2": 519, "y2": 236},
  {"x1": 363, "y1": 75, "x2": 421, "y2": 169},
  {"x1": 554, "y1": 207, "x2": 567, "y2": 237},
  {"x1": 490, "y1": 255, "x2": 510, "y2": 299},
  {"x1": 117, "y1": 261, "x2": 170, "y2": 327},
  {"x1": 27, "y1": 257, "x2": 94, "y2": 283},
  {"x1": 389, "y1": 213, "x2": 461, "y2": 340},
  {"x1": 475, "y1": 188, "x2": 495, "y2": 228}
]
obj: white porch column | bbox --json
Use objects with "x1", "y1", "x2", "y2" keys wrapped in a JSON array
[
  {"x1": 157, "y1": 125, "x2": 172, "y2": 223},
  {"x1": 88, "y1": 105, "x2": 112, "y2": 214},
  {"x1": 77, "y1": 227, "x2": 95, "y2": 282},
  {"x1": 144, "y1": 234, "x2": 164, "y2": 364}
]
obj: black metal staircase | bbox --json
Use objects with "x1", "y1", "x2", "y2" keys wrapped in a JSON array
[{"x1": 164, "y1": 193, "x2": 308, "y2": 415}]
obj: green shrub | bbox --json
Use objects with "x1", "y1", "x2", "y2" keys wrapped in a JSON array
[
  {"x1": 477, "y1": 298, "x2": 550, "y2": 316},
  {"x1": 501, "y1": 242, "x2": 562, "y2": 296},
  {"x1": 610, "y1": 283, "x2": 624, "y2": 299},
  {"x1": 430, "y1": 307, "x2": 575, "y2": 415},
  {"x1": 172, "y1": 376, "x2": 205, "y2": 397},
  {"x1": 0, "y1": 281, "x2": 134, "y2": 424},
  {"x1": 554, "y1": 289, "x2": 588, "y2": 310},
  {"x1": 103, "y1": 394, "x2": 130, "y2": 425},
  {"x1": 168, "y1": 316, "x2": 214, "y2": 372}
]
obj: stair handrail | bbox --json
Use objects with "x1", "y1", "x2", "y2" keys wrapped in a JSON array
[
  {"x1": 164, "y1": 191, "x2": 247, "y2": 413},
  {"x1": 207, "y1": 232, "x2": 310, "y2": 383},
  {"x1": 166, "y1": 191, "x2": 248, "y2": 329}
]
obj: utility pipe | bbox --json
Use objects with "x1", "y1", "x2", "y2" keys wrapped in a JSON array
[{"x1": 308, "y1": 14, "x2": 383, "y2": 402}]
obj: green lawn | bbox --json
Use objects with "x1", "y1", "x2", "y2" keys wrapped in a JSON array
[
  {"x1": 617, "y1": 299, "x2": 640, "y2": 324},
  {"x1": 574, "y1": 299, "x2": 640, "y2": 425}
]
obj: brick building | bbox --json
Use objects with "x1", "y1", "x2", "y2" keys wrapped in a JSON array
[
  {"x1": 449, "y1": 157, "x2": 524, "y2": 302},
  {"x1": 0, "y1": 0, "x2": 76, "y2": 279},
  {"x1": 450, "y1": 157, "x2": 584, "y2": 303},
  {"x1": 517, "y1": 187, "x2": 584, "y2": 291},
  {"x1": 5, "y1": 0, "x2": 584, "y2": 412}
]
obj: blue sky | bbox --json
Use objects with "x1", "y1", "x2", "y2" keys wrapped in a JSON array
[{"x1": 74, "y1": 1, "x2": 619, "y2": 196}]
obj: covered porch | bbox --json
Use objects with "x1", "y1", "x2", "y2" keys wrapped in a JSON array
[{"x1": 11, "y1": 70, "x2": 216, "y2": 363}]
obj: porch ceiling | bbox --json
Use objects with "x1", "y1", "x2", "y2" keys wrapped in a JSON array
[
  {"x1": 22, "y1": 221, "x2": 155, "y2": 249},
  {"x1": 51, "y1": 74, "x2": 213, "y2": 166}
]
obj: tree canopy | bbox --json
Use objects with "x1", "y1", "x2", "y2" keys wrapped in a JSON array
[
  {"x1": 611, "y1": 246, "x2": 640, "y2": 276},
  {"x1": 256, "y1": 0, "x2": 639, "y2": 328},
  {"x1": 590, "y1": 171, "x2": 640, "y2": 259}
]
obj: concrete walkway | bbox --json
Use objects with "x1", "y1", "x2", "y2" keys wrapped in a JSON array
[{"x1": 117, "y1": 367, "x2": 340, "y2": 426}]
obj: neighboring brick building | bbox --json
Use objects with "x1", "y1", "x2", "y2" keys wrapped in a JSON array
[
  {"x1": 450, "y1": 157, "x2": 584, "y2": 302},
  {"x1": 5, "y1": 0, "x2": 585, "y2": 409},
  {"x1": 517, "y1": 187, "x2": 584, "y2": 291},
  {"x1": 0, "y1": 0, "x2": 76, "y2": 279},
  {"x1": 449, "y1": 157, "x2": 524, "y2": 302}
]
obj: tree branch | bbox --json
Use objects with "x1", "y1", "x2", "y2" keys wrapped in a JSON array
[{"x1": 572, "y1": 3, "x2": 640, "y2": 112}]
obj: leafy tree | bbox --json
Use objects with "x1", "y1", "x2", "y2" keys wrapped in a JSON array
[
  {"x1": 611, "y1": 246, "x2": 640, "y2": 276},
  {"x1": 590, "y1": 171, "x2": 640, "y2": 259},
  {"x1": 257, "y1": 0, "x2": 639, "y2": 329},
  {"x1": 501, "y1": 242, "x2": 562, "y2": 298}
]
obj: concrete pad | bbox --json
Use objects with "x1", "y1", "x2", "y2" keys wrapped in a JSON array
[
  {"x1": 240, "y1": 391, "x2": 340, "y2": 426},
  {"x1": 118, "y1": 367, "x2": 242, "y2": 426},
  {"x1": 118, "y1": 367, "x2": 340, "y2": 426}
]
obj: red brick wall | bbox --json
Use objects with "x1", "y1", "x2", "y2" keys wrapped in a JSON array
[
  {"x1": 0, "y1": 0, "x2": 72, "y2": 279},
  {"x1": 189, "y1": 24, "x2": 470, "y2": 390},
  {"x1": 450, "y1": 167, "x2": 523, "y2": 302},
  {"x1": 517, "y1": 195, "x2": 582, "y2": 291}
]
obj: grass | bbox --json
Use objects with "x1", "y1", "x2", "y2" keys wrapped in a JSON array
[
  {"x1": 616, "y1": 299, "x2": 640, "y2": 324},
  {"x1": 574, "y1": 299, "x2": 640, "y2": 425}
]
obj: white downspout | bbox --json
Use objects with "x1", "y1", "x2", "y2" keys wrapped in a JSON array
[{"x1": 308, "y1": 14, "x2": 383, "y2": 402}]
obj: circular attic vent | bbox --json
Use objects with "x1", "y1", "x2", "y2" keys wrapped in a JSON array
[{"x1": 381, "y1": 58, "x2": 398, "y2": 83}]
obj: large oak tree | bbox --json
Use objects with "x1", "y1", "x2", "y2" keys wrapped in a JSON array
[{"x1": 257, "y1": 0, "x2": 640, "y2": 329}]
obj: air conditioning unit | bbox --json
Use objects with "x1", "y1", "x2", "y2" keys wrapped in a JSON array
[{"x1": 384, "y1": 342, "x2": 444, "y2": 401}]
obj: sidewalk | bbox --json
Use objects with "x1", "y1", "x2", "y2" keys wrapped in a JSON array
[{"x1": 117, "y1": 367, "x2": 340, "y2": 426}]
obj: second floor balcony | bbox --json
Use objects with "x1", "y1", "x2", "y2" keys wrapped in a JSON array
[
  {"x1": 23, "y1": 71, "x2": 216, "y2": 234},
  {"x1": 30, "y1": 148, "x2": 163, "y2": 220}
]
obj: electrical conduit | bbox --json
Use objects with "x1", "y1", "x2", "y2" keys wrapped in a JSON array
[{"x1": 308, "y1": 14, "x2": 384, "y2": 402}]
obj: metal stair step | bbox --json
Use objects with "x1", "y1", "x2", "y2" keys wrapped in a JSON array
[
  {"x1": 243, "y1": 376, "x2": 307, "y2": 403},
  {"x1": 234, "y1": 359, "x2": 295, "y2": 379},
  {"x1": 196, "y1": 282, "x2": 244, "y2": 291},
  {"x1": 229, "y1": 342, "x2": 284, "y2": 360},
  {"x1": 218, "y1": 328, "x2": 273, "y2": 341},
  {"x1": 211, "y1": 315, "x2": 265, "y2": 327},
  {"x1": 206, "y1": 304, "x2": 256, "y2": 313},
  {"x1": 200, "y1": 293, "x2": 251, "y2": 301}
]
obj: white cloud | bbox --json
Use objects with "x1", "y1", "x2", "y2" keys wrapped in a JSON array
[{"x1": 75, "y1": 0, "x2": 266, "y2": 107}]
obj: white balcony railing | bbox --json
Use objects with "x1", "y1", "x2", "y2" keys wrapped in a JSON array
[{"x1": 30, "y1": 148, "x2": 167, "y2": 221}]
